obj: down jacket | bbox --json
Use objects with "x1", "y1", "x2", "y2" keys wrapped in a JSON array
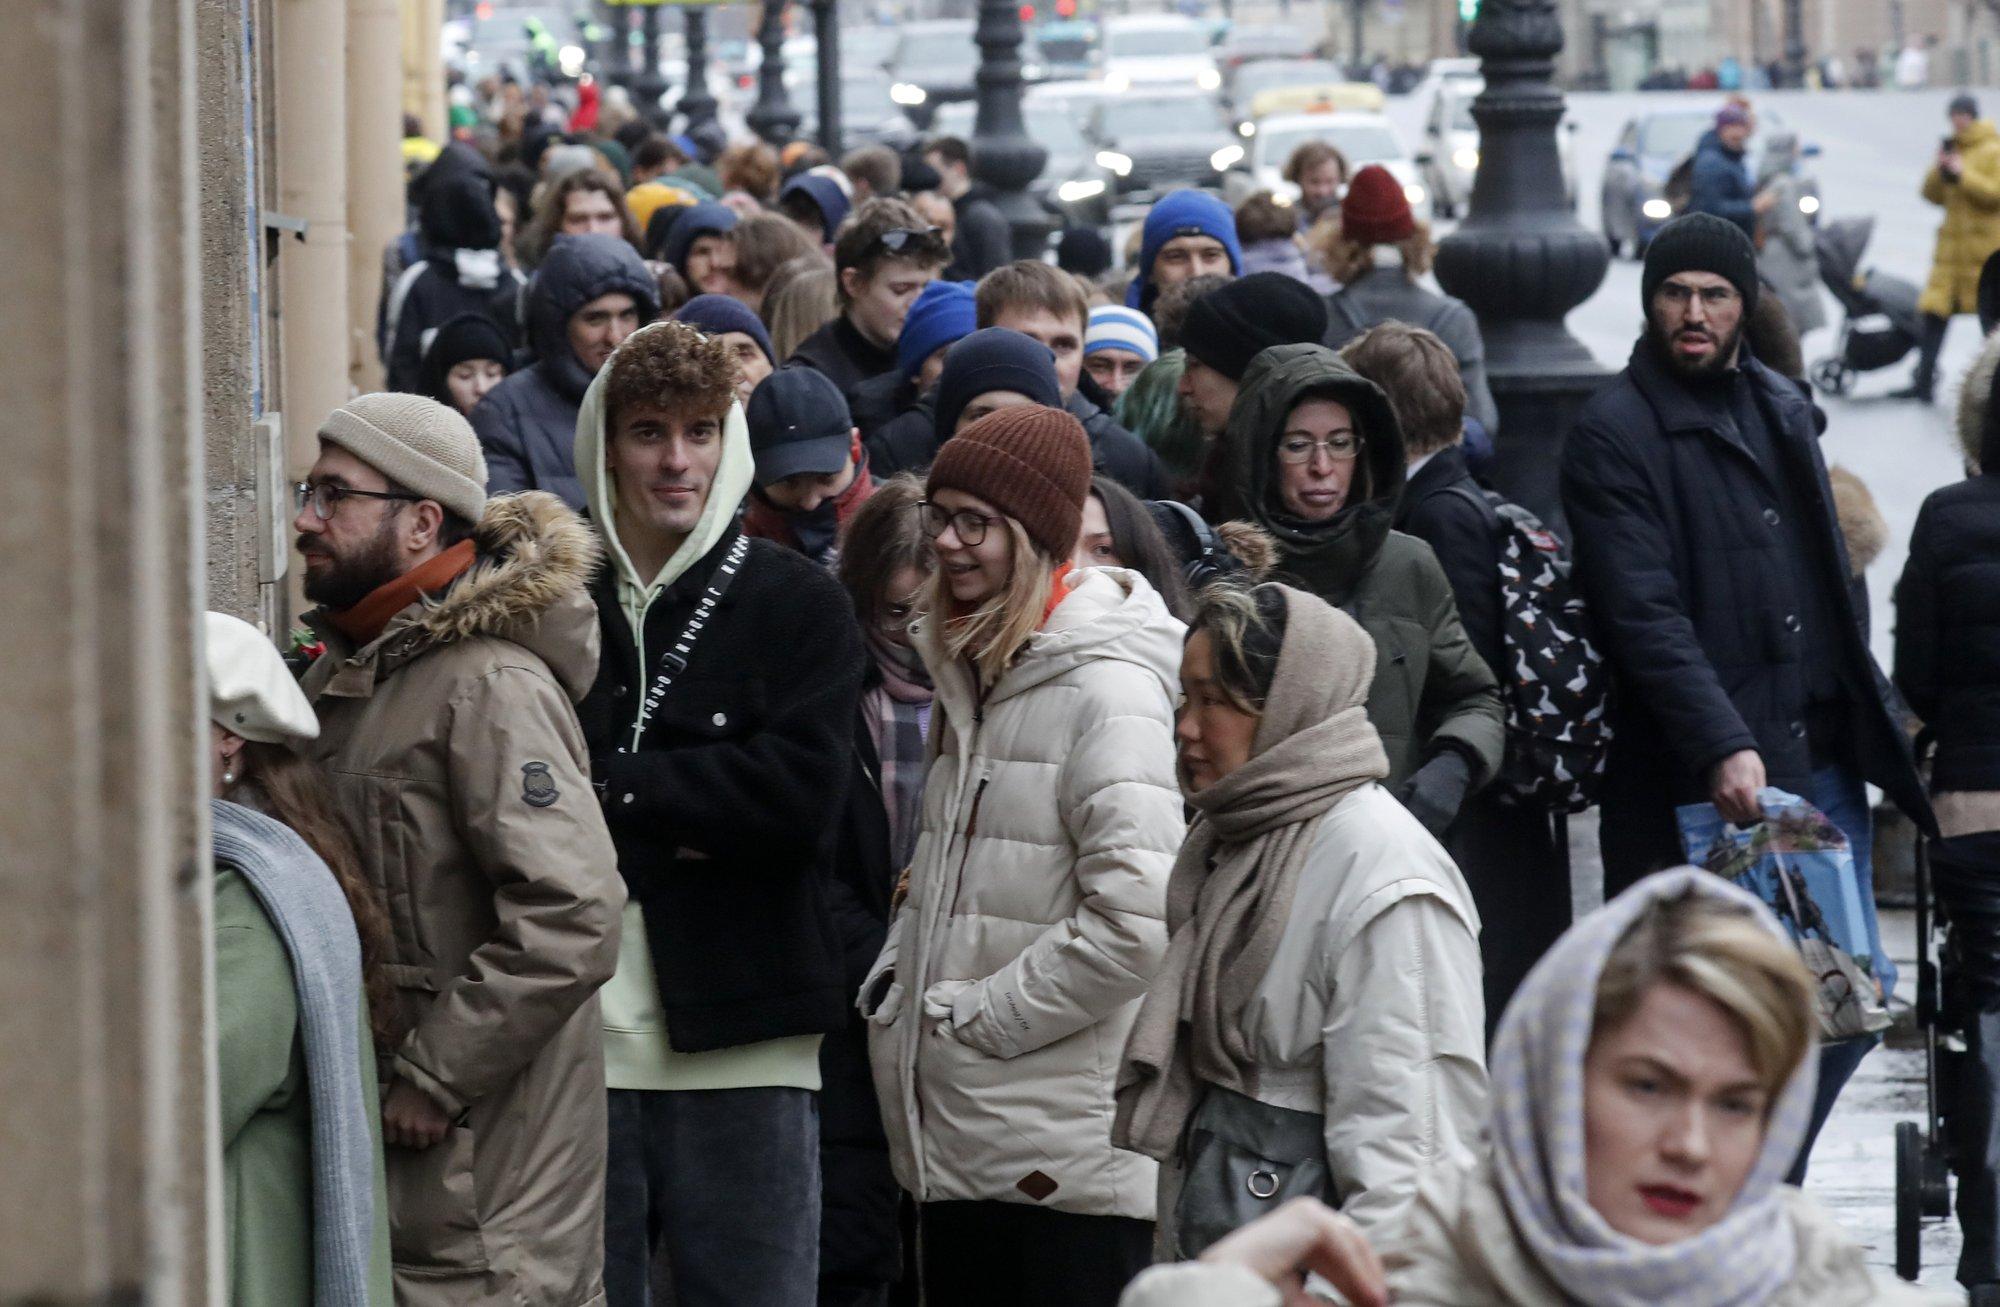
[
  {"x1": 470, "y1": 234, "x2": 659, "y2": 511},
  {"x1": 1920, "y1": 117, "x2": 2000, "y2": 318},
  {"x1": 1209, "y1": 343, "x2": 1505, "y2": 790},
  {"x1": 864, "y1": 568, "x2": 1185, "y2": 1219},
  {"x1": 301, "y1": 492, "x2": 626, "y2": 1306}
]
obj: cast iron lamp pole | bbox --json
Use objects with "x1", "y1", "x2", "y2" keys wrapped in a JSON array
[
  {"x1": 631, "y1": 4, "x2": 673, "y2": 128},
  {"x1": 747, "y1": 0, "x2": 803, "y2": 143},
  {"x1": 679, "y1": 5, "x2": 720, "y2": 128},
  {"x1": 1431, "y1": 0, "x2": 1609, "y2": 531},
  {"x1": 969, "y1": 0, "x2": 1050, "y2": 259}
]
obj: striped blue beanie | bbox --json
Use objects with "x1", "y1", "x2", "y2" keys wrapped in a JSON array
[{"x1": 1086, "y1": 305, "x2": 1159, "y2": 364}]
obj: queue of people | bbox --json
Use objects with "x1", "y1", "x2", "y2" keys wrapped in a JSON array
[{"x1": 201, "y1": 85, "x2": 1985, "y2": 1307}]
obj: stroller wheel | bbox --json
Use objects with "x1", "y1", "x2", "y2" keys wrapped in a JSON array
[
  {"x1": 1925, "y1": 1140, "x2": 1952, "y2": 1217},
  {"x1": 1897, "y1": 1120, "x2": 1927, "y2": 1280},
  {"x1": 1810, "y1": 358, "x2": 1852, "y2": 397}
]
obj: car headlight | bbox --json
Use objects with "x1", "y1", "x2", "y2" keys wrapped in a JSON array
[
  {"x1": 1096, "y1": 150, "x2": 1133, "y2": 177},
  {"x1": 1197, "y1": 68, "x2": 1221, "y2": 90},
  {"x1": 1105, "y1": 71, "x2": 1130, "y2": 92},
  {"x1": 890, "y1": 82, "x2": 927, "y2": 106},
  {"x1": 1799, "y1": 194, "x2": 1820, "y2": 215},
  {"x1": 1452, "y1": 146, "x2": 1479, "y2": 172},
  {"x1": 1403, "y1": 183, "x2": 1427, "y2": 206},
  {"x1": 1239, "y1": 121, "x2": 1255, "y2": 138},
  {"x1": 1641, "y1": 197, "x2": 1673, "y2": 220},
  {"x1": 557, "y1": 44, "x2": 586, "y2": 77},
  {"x1": 1058, "y1": 178, "x2": 1107, "y2": 203},
  {"x1": 1210, "y1": 144, "x2": 1245, "y2": 171}
]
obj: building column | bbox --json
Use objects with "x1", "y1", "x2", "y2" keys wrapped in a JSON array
[
  {"x1": 350, "y1": 0, "x2": 404, "y2": 395},
  {"x1": 274, "y1": 0, "x2": 351, "y2": 523},
  {"x1": 403, "y1": 0, "x2": 448, "y2": 142},
  {"x1": 0, "y1": 0, "x2": 212, "y2": 1302}
]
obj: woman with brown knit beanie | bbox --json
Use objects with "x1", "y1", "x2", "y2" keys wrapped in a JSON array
[{"x1": 860, "y1": 404, "x2": 1186, "y2": 1305}]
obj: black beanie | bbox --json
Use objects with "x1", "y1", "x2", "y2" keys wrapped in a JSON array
[
  {"x1": 1642, "y1": 212, "x2": 1760, "y2": 315},
  {"x1": 933, "y1": 328, "x2": 1065, "y2": 441},
  {"x1": 1180, "y1": 272, "x2": 1331, "y2": 380},
  {"x1": 1056, "y1": 226, "x2": 1113, "y2": 279},
  {"x1": 1952, "y1": 92, "x2": 1981, "y2": 119}
]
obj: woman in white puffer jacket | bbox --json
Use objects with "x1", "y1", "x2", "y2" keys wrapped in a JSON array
[{"x1": 861, "y1": 404, "x2": 1185, "y2": 1306}]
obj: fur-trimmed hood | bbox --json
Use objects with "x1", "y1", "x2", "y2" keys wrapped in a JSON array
[
  {"x1": 1827, "y1": 465, "x2": 1888, "y2": 577},
  {"x1": 308, "y1": 490, "x2": 605, "y2": 702},
  {"x1": 1957, "y1": 325, "x2": 2000, "y2": 472}
]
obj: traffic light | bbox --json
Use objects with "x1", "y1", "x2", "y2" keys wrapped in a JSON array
[
  {"x1": 1019, "y1": 4, "x2": 1036, "y2": 21},
  {"x1": 1055, "y1": 0, "x2": 1076, "y2": 16}
]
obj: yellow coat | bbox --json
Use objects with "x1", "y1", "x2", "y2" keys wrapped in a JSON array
[{"x1": 1920, "y1": 117, "x2": 2000, "y2": 316}]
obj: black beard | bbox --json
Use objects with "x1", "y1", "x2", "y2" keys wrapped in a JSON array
[
  {"x1": 1647, "y1": 315, "x2": 1743, "y2": 379},
  {"x1": 299, "y1": 516, "x2": 404, "y2": 611}
]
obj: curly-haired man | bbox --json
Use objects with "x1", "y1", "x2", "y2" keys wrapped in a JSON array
[{"x1": 570, "y1": 320, "x2": 866, "y2": 1306}]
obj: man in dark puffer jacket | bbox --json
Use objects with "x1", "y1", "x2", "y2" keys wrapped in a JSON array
[{"x1": 471, "y1": 233, "x2": 659, "y2": 511}]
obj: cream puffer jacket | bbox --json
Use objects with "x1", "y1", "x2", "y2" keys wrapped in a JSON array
[{"x1": 864, "y1": 568, "x2": 1185, "y2": 1219}]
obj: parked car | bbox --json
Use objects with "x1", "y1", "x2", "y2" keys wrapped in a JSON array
[
  {"x1": 1599, "y1": 106, "x2": 1820, "y2": 256},
  {"x1": 1417, "y1": 76, "x2": 1580, "y2": 217},
  {"x1": 1233, "y1": 109, "x2": 1431, "y2": 225},
  {"x1": 1084, "y1": 87, "x2": 1240, "y2": 207},
  {"x1": 1033, "y1": 18, "x2": 1099, "y2": 81},
  {"x1": 934, "y1": 81, "x2": 1110, "y2": 224},
  {"x1": 1098, "y1": 14, "x2": 1220, "y2": 92},
  {"x1": 1227, "y1": 59, "x2": 1347, "y2": 128},
  {"x1": 886, "y1": 20, "x2": 980, "y2": 127},
  {"x1": 788, "y1": 67, "x2": 920, "y2": 152}
]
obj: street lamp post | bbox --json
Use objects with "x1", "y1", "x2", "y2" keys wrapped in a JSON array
[
  {"x1": 969, "y1": 0, "x2": 1050, "y2": 259},
  {"x1": 747, "y1": 0, "x2": 803, "y2": 143},
  {"x1": 679, "y1": 5, "x2": 720, "y2": 128},
  {"x1": 1782, "y1": 0, "x2": 1807, "y2": 87},
  {"x1": 811, "y1": 0, "x2": 843, "y2": 155},
  {"x1": 1431, "y1": 0, "x2": 1609, "y2": 532},
  {"x1": 632, "y1": 4, "x2": 673, "y2": 128}
]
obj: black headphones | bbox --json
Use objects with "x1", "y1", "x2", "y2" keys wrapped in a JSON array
[{"x1": 1146, "y1": 499, "x2": 1241, "y2": 592}]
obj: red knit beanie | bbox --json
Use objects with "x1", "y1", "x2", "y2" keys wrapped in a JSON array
[
  {"x1": 926, "y1": 405, "x2": 1092, "y2": 559},
  {"x1": 1340, "y1": 164, "x2": 1415, "y2": 246}
]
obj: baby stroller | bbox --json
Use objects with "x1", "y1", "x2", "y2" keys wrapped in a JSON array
[{"x1": 1810, "y1": 216, "x2": 1925, "y2": 397}]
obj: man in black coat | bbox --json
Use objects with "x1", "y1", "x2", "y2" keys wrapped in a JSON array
[
  {"x1": 786, "y1": 198, "x2": 951, "y2": 402},
  {"x1": 1561, "y1": 213, "x2": 1930, "y2": 1170},
  {"x1": 972, "y1": 259, "x2": 1170, "y2": 496},
  {"x1": 925, "y1": 137, "x2": 1012, "y2": 279},
  {"x1": 1345, "y1": 320, "x2": 1569, "y2": 1036},
  {"x1": 575, "y1": 319, "x2": 865, "y2": 1307}
]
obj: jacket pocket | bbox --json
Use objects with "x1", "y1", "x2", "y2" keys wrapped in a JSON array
[
  {"x1": 386, "y1": 1122, "x2": 489, "y2": 1272},
  {"x1": 1172, "y1": 1086, "x2": 1332, "y2": 1261},
  {"x1": 641, "y1": 674, "x2": 767, "y2": 744}
]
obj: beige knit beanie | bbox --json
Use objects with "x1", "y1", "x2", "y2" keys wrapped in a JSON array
[{"x1": 318, "y1": 392, "x2": 489, "y2": 522}]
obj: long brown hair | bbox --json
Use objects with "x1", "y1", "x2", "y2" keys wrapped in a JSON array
[{"x1": 228, "y1": 743, "x2": 398, "y2": 1049}]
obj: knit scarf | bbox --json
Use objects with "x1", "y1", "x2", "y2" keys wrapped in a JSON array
[
  {"x1": 1113, "y1": 586, "x2": 1388, "y2": 1160},
  {"x1": 324, "y1": 540, "x2": 477, "y2": 647},
  {"x1": 1486, "y1": 868, "x2": 1818, "y2": 1307},
  {"x1": 210, "y1": 799, "x2": 379, "y2": 1307},
  {"x1": 864, "y1": 631, "x2": 935, "y2": 868}
]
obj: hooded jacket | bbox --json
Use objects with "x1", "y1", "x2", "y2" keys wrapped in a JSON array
[
  {"x1": 570, "y1": 326, "x2": 865, "y2": 1074},
  {"x1": 1896, "y1": 330, "x2": 2000, "y2": 798},
  {"x1": 471, "y1": 234, "x2": 660, "y2": 511},
  {"x1": 863, "y1": 569, "x2": 1185, "y2": 1218},
  {"x1": 1213, "y1": 344, "x2": 1504, "y2": 789},
  {"x1": 1920, "y1": 117, "x2": 2000, "y2": 317},
  {"x1": 381, "y1": 173, "x2": 527, "y2": 395},
  {"x1": 1756, "y1": 143, "x2": 1828, "y2": 336},
  {"x1": 300, "y1": 492, "x2": 626, "y2": 1306}
]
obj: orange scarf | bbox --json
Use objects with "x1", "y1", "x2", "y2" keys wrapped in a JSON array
[
  {"x1": 326, "y1": 540, "x2": 477, "y2": 647},
  {"x1": 1040, "y1": 561, "x2": 1074, "y2": 628}
]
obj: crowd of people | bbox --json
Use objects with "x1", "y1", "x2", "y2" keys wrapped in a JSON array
[{"x1": 202, "y1": 81, "x2": 2000, "y2": 1307}]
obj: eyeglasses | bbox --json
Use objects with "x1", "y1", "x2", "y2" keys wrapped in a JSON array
[
  {"x1": 294, "y1": 480, "x2": 423, "y2": 521},
  {"x1": 1276, "y1": 433, "x2": 1364, "y2": 465},
  {"x1": 876, "y1": 226, "x2": 945, "y2": 255},
  {"x1": 920, "y1": 500, "x2": 1000, "y2": 546},
  {"x1": 1657, "y1": 281, "x2": 1742, "y2": 308}
]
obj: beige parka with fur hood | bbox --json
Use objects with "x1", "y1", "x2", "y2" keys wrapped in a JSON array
[{"x1": 301, "y1": 492, "x2": 627, "y2": 1306}]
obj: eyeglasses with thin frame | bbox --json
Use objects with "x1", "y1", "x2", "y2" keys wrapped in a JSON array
[
  {"x1": 920, "y1": 499, "x2": 1000, "y2": 546},
  {"x1": 1276, "y1": 433, "x2": 1364, "y2": 466},
  {"x1": 877, "y1": 226, "x2": 945, "y2": 255},
  {"x1": 1657, "y1": 281, "x2": 1742, "y2": 309},
  {"x1": 294, "y1": 480, "x2": 424, "y2": 521}
]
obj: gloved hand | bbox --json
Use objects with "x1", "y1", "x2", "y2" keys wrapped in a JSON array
[{"x1": 1396, "y1": 749, "x2": 1472, "y2": 837}]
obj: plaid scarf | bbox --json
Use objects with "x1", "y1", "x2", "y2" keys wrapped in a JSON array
[{"x1": 864, "y1": 631, "x2": 933, "y2": 869}]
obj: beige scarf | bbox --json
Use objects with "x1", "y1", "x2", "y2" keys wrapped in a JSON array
[{"x1": 1114, "y1": 585, "x2": 1389, "y2": 1161}]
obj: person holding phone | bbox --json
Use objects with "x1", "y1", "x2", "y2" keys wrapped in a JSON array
[{"x1": 1896, "y1": 93, "x2": 2000, "y2": 403}]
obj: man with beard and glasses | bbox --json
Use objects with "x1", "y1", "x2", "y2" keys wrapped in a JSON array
[
  {"x1": 570, "y1": 321, "x2": 864, "y2": 1307},
  {"x1": 1560, "y1": 213, "x2": 1932, "y2": 1177},
  {"x1": 292, "y1": 392, "x2": 626, "y2": 1307}
]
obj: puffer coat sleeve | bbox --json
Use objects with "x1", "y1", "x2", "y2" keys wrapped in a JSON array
[
  {"x1": 394, "y1": 663, "x2": 625, "y2": 1114},
  {"x1": 946, "y1": 676, "x2": 1182, "y2": 1060}
]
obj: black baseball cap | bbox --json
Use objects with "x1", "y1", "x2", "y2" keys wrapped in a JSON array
[{"x1": 745, "y1": 368, "x2": 855, "y2": 486}]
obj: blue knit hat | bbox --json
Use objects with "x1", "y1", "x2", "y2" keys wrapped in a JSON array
[
  {"x1": 933, "y1": 328, "x2": 1065, "y2": 441},
  {"x1": 897, "y1": 281, "x2": 978, "y2": 381},
  {"x1": 1086, "y1": 305, "x2": 1159, "y2": 363},
  {"x1": 672, "y1": 293, "x2": 775, "y2": 363},
  {"x1": 780, "y1": 173, "x2": 853, "y2": 243},
  {"x1": 661, "y1": 202, "x2": 739, "y2": 278},
  {"x1": 1125, "y1": 189, "x2": 1242, "y2": 311}
]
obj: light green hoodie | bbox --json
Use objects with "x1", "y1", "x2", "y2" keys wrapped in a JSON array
[{"x1": 574, "y1": 323, "x2": 823, "y2": 1092}]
